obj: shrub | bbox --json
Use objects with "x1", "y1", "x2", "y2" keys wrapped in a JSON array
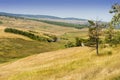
[
  {"x1": 107, "y1": 51, "x2": 112, "y2": 55},
  {"x1": 75, "y1": 37, "x2": 84, "y2": 46},
  {"x1": 43, "y1": 33, "x2": 58, "y2": 42},
  {"x1": 105, "y1": 31, "x2": 120, "y2": 46},
  {"x1": 65, "y1": 41, "x2": 75, "y2": 48}
]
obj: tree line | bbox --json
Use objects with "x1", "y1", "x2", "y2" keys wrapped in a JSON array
[{"x1": 4, "y1": 28, "x2": 58, "y2": 42}]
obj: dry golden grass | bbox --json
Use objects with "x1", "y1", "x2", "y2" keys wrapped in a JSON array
[
  {"x1": 0, "y1": 26, "x2": 32, "y2": 40},
  {"x1": 1, "y1": 16, "x2": 120, "y2": 80},
  {"x1": 0, "y1": 46, "x2": 120, "y2": 80},
  {"x1": 0, "y1": 16, "x2": 79, "y2": 35}
]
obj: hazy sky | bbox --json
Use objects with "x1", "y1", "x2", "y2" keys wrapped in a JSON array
[{"x1": 0, "y1": 0, "x2": 120, "y2": 21}]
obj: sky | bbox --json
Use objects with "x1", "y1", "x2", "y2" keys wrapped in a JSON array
[{"x1": 0, "y1": 0, "x2": 120, "y2": 22}]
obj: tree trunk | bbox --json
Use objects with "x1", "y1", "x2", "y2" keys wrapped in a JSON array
[{"x1": 96, "y1": 38, "x2": 99, "y2": 55}]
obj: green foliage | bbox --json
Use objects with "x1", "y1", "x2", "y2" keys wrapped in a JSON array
[
  {"x1": 0, "y1": 38, "x2": 65, "y2": 63},
  {"x1": 105, "y1": 31, "x2": 120, "y2": 46},
  {"x1": 88, "y1": 20, "x2": 95, "y2": 26},
  {"x1": 105, "y1": 3, "x2": 120, "y2": 46},
  {"x1": 75, "y1": 37, "x2": 81, "y2": 46},
  {"x1": 43, "y1": 33, "x2": 58, "y2": 42},
  {"x1": 29, "y1": 30, "x2": 38, "y2": 33},
  {"x1": 75, "y1": 37, "x2": 84, "y2": 46},
  {"x1": 101, "y1": 50, "x2": 112, "y2": 56},
  {"x1": 105, "y1": 23, "x2": 114, "y2": 42},
  {"x1": 65, "y1": 41, "x2": 75, "y2": 48},
  {"x1": 107, "y1": 51, "x2": 112, "y2": 55},
  {"x1": 112, "y1": 76, "x2": 120, "y2": 80},
  {"x1": 4, "y1": 28, "x2": 57, "y2": 42},
  {"x1": 88, "y1": 21, "x2": 99, "y2": 46},
  {"x1": 88, "y1": 20, "x2": 103, "y2": 55},
  {"x1": 88, "y1": 27, "x2": 97, "y2": 42},
  {"x1": 0, "y1": 21, "x2": 3, "y2": 24},
  {"x1": 110, "y1": 3, "x2": 120, "y2": 25}
]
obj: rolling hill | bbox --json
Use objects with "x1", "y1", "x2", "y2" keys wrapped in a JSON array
[
  {"x1": 0, "y1": 16, "x2": 79, "y2": 35},
  {"x1": 0, "y1": 16, "x2": 88, "y2": 63},
  {"x1": 0, "y1": 26, "x2": 66, "y2": 63},
  {"x1": 0, "y1": 46, "x2": 120, "y2": 80},
  {"x1": 0, "y1": 14, "x2": 119, "y2": 80}
]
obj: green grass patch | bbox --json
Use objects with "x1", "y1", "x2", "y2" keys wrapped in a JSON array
[{"x1": 0, "y1": 38, "x2": 65, "y2": 63}]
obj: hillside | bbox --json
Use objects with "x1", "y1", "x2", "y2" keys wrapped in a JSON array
[
  {"x1": 0, "y1": 26, "x2": 66, "y2": 63},
  {"x1": 0, "y1": 46, "x2": 120, "y2": 80},
  {"x1": 0, "y1": 16, "x2": 88, "y2": 63},
  {"x1": 0, "y1": 14, "x2": 119, "y2": 80},
  {"x1": 0, "y1": 16, "x2": 79, "y2": 35},
  {"x1": 0, "y1": 1, "x2": 120, "y2": 80}
]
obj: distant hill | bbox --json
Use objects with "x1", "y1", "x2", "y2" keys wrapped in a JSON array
[
  {"x1": 0, "y1": 12, "x2": 88, "y2": 21},
  {"x1": 63, "y1": 17, "x2": 87, "y2": 21}
]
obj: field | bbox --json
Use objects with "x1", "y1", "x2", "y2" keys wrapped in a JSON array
[
  {"x1": 0, "y1": 16, "x2": 79, "y2": 35},
  {"x1": 0, "y1": 16, "x2": 88, "y2": 63},
  {"x1": 0, "y1": 46, "x2": 120, "y2": 80},
  {"x1": 0, "y1": 16, "x2": 120, "y2": 80}
]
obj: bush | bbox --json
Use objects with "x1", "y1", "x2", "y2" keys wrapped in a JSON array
[
  {"x1": 65, "y1": 41, "x2": 75, "y2": 48},
  {"x1": 75, "y1": 37, "x2": 84, "y2": 46},
  {"x1": 43, "y1": 33, "x2": 58, "y2": 42},
  {"x1": 105, "y1": 31, "x2": 120, "y2": 46},
  {"x1": 107, "y1": 51, "x2": 112, "y2": 55}
]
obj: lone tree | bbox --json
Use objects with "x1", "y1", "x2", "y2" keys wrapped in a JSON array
[{"x1": 88, "y1": 20, "x2": 103, "y2": 55}]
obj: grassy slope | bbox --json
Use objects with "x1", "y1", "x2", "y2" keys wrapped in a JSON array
[
  {"x1": 0, "y1": 27, "x2": 31, "y2": 40},
  {"x1": 0, "y1": 16, "x2": 83, "y2": 63},
  {"x1": 0, "y1": 16, "x2": 88, "y2": 44},
  {"x1": 0, "y1": 26, "x2": 66, "y2": 63},
  {"x1": 0, "y1": 16, "x2": 88, "y2": 63},
  {"x1": 0, "y1": 46, "x2": 120, "y2": 80},
  {"x1": 0, "y1": 16, "x2": 79, "y2": 35},
  {"x1": 1, "y1": 16, "x2": 120, "y2": 80}
]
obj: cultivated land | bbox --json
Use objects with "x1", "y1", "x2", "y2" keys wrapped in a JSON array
[{"x1": 0, "y1": 16, "x2": 120, "y2": 80}]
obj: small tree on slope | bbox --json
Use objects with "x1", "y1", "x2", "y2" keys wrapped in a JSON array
[{"x1": 88, "y1": 20, "x2": 103, "y2": 55}]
